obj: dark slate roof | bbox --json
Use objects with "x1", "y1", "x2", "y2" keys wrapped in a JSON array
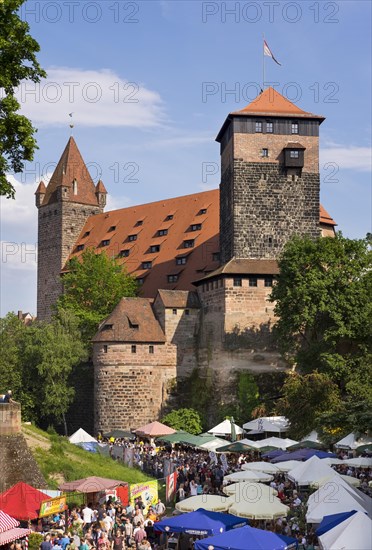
[{"x1": 157, "y1": 289, "x2": 200, "y2": 309}]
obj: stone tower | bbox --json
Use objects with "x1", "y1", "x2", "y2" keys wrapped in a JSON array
[
  {"x1": 216, "y1": 87, "x2": 325, "y2": 264},
  {"x1": 35, "y1": 137, "x2": 107, "y2": 321}
]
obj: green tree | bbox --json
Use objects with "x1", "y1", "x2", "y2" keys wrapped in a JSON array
[
  {"x1": 235, "y1": 372, "x2": 260, "y2": 424},
  {"x1": 276, "y1": 372, "x2": 340, "y2": 439},
  {"x1": 0, "y1": 0, "x2": 46, "y2": 198},
  {"x1": 271, "y1": 234, "x2": 372, "y2": 435},
  {"x1": 162, "y1": 408, "x2": 203, "y2": 435},
  {"x1": 21, "y1": 310, "x2": 87, "y2": 433},
  {"x1": 57, "y1": 248, "x2": 138, "y2": 341}
]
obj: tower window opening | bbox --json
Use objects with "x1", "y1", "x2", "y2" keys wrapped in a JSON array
[
  {"x1": 249, "y1": 277, "x2": 258, "y2": 287},
  {"x1": 262, "y1": 148, "x2": 269, "y2": 157},
  {"x1": 233, "y1": 278, "x2": 242, "y2": 287},
  {"x1": 72, "y1": 179, "x2": 78, "y2": 195}
]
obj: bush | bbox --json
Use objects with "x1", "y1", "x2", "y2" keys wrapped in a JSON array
[{"x1": 28, "y1": 533, "x2": 43, "y2": 550}]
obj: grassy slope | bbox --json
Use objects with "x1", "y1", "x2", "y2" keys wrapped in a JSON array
[{"x1": 22, "y1": 424, "x2": 153, "y2": 489}]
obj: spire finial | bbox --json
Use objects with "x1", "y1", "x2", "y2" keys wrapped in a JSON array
[{"x1": 69, "y1": 112, "x2": 74, "y2": 136}]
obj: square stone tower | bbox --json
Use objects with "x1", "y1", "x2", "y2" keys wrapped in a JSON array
[
  {"x1": 35, "y1": 137, "x2": 107, "y2": 321},
  {"x1": 217, "y1": 87, "x2": 325, "y2": 263}
]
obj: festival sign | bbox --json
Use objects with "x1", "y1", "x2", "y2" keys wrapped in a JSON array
[
  {"x1": 39, "y1": 496, "x2": 67, "y2": 518},
  {"x1": 129, "y1": 481, "x2": 158, "y2": 514}
]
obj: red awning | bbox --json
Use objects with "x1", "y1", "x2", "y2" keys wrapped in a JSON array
[
  {"x1": 0, "y1": 483, "x2": 50, "y2": 520},
  {"x1": 0, "y1": 528, "x2": 31, "y2": 545},
  {"x1": 0, "y1": 511, "x2": 19, "y2": 533}
]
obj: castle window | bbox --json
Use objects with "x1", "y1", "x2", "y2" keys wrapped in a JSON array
[
  {"x1": 213, "y1": 252, "x2": 220, "y2": 262},
  {"x1": 103, "y1": 345, "x2": 108, "y2": 353},
  {"x1": 168, "y1": 274, "x2": 178, "y2": 283},
  {"x1": 136, "y1": 220, "x2": 143, "y2": 226},
  {"x1": 255, "y1": 121, "x2": 262, "y2": 133},
  {"x1": 249, "y1": 277, "x2": 258, "y2": 287},
  {"x1": 176, "y1": 256, "x2": 187, "y2": 265},
  {"x1": 262, "y1": 148, "x2": 269, "y2": 157},
  {"x1": 149, "y1": 345, "x2": 154, "y2": 354},
  {"x1": 184, "y1": 239, "x2": 194, "y2": 248},
  {"x1": 101, "y1": 239, "x2": 110, "y2": 246},
  {"x1": 219, "y1": 278, "x2": 224, "y2": 288},
  {"x1": 266, "y1": 121, "x2": 273, "y2": 133},
  {"x1": 185, "y1": 309, "x2": 190, "y2": 316},
  {"x1": 158, "y1": 229, "x2": 168, "y2": 236},
  {"x1": 120, "y1": 249, "x2": 130, "y2": 257},
  {"x1": 137, "y1": 278, "x2": 144, "y2": 285},
  {"x1": 172, "y1": 308, "x2": 177, "y2": 315},
  {"x1": 199, "y1": 208, "x2": 207, "y2": 215},
  {"x1": 290, "y1": 150, "x2": 299, "y2": 158},
  {"x1": 128, "y1": 234, "x2": 137, "y2": 241},
  {"x1": 233, "y1": 278, "x2": 242, "y2": 287},
  {"x1": 291, "y1": 122, "x2": 299, "y2": 134},
  {"x1": 191, "y1": 223, "x2": 202, "y2": 231},
  {"x1": 108, "y1": 225, "x2": 116, "y2": 232},
  {"x1": 72, "y1": 179, "x2": 77, "y2": 194},
  {"x1": 142, "y1": 261, "x2": 152, "y2": 269},
  {"x1": 131, "y1": 345, "x2": 136, "y2": 354},
  {"x1": 166, "y1": 214, "x2": 174, "y2": 220},
  {"x1": 265, "y1": 277, "x2": 273, "y2": 287},
  {"x1": 83, "y1": 231, "x2": 90, "y2": 238},
  {"x1": 77, "y1": 244, "x2": 85, "y2": 251}
]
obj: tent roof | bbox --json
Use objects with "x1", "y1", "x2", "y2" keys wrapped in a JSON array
[
  {"x1": 287, "y1": 455, "x2": 337, "y2": 485},
  {"x1": 229, "y1": 498, "x2": 290, "y2": 520},
  {"x1": 59, "y1": 476, "x2": 128, "y2": 493},
  {"x1": 0, "y1": 483, "x2": 50, "y2": 520},
  {"x1": 200, "y1": 437, "x2": 230, "y2": 452},
  {"x1": 242, "y1": 417, "x2": 289, "y2": 433},
  {"x1": 216, "y1": 441, "x2": 257, "y2": 453},
  {"x1": 254, "y1": 437, "x2": 298, "y2": 450},
  {"x1": 194, "y1": 525, "x2": 297, "y2": 550},
  {"x1": 0, "y1": 511, "x2": 19, "y2": 533},
  {"x1": 224, "y1": 470, "x2": 273, "y2": 483},
  {"x1": 134, "y1": 421, "x2": 176, "y2": 437},
  {"x1": 316, "y1": 510, "x2": 358, "y2": 536},
  {"x1": 318, "y1": 511, "x2": 372, "y2": 550},
  {"x1": 69, "y1": 428, "x2": 97, "y2": 444},
  {"x1": 154, "y1": 508, "x2": 248, "y2": 536},
  {"x1": 208, "y1": 419, "x2": 244, "y2": 436},
  {"x1": 334, "y1": 433, "x2": 372, "y2": 450},
  {"x1": 175, "y1": 495, "x2": 233, "y2": 513}
]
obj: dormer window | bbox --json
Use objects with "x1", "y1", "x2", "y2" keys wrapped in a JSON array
[
  {"x1": 158, "y1": 229, "x2": 168, "y2": 236},
  {"x1": 77, "y1": 244, "x2": 85, "y2": 251},
  {"x1": 184, "y1": 239, "x2": 194, "y2": 248},
  {"x1": 199, "y1": 208, "x2": 207, "y2": 215},
  {"x1": 191, "y1": 224, "x2": 202, "y2": 231},
  {"x1": 128, "y1": 234, "x2": 137, "y2": 242},
  {"x1": 142, "y1": 261, "x2": 152, "y2": 270},
  {"x1": 150, "y1": 245, "x2": 160, "y2": 253},
  {"x1": 83, "y1": 231, "x2": 90, "y2": 238},
  {"x1": 290, "y1": 150, "x2": 299, "y2": 159},
  {"x1": 291, "y1": 122, "x2": 299, "y2": 134},
  {"x1": 255, "y1": 121, "x2": 262, "y2": 133},
  {"x1": 168, "y1": 274, "x2": 178, "y2": 283},
  {"x1": 136, "y1": 220, "x2": 143, "y2": 226},
  {"x1": 166, "y1": 214, "x2": 174, "y2": 221},
  {"x1": 262, "y1": 148, "x2": 269, "y2": 157},
  {"x1": 108, "y1": 225, "x2": 116, "y2": 232},
  {"x1": 119, "y1": 249, "x2": 130, "y2": 257},
  {"x1": 176, "y1": 256, "x2": 187, "y2": 265},
  {"x1": 101, "y1": 239, "x2": 110, "y2": 247}
]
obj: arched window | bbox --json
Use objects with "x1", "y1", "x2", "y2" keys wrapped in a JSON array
[{"x1": 72, "y1": 178, "x2": 78, "y2": 195}]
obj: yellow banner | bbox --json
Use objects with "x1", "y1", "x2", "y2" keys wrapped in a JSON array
[
  {"x1": 39, "y1": 496, "x2": 67, "y2": 518},
  {"x1": 129, "y1": 481, "x2": 158, "y2": 514}
]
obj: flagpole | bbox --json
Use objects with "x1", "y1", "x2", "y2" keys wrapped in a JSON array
[{"x1": 262, "y1": 33, "x2": 265, "y2": 91}]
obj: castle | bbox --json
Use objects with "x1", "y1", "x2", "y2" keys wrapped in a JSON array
[{"x1": 35, "y1": 88, "x2": 336, "y2": 432}]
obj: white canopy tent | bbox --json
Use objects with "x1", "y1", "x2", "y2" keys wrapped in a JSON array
[
  {"x1": 224, "y1": 470, "x2": 273, "y2": 483},
  {"x1": 224, "y1": 482, "x2": 278, "y2": 499},
  {"x1": 334, "y1": 432, "x2": 372, "y2": 450},
  {"x1": 69, "y1": 428, "x2": 97, "y2": 444},
  {"x1": 241, "y1": 461, "x2": 280, "y2": 474},
  {"x1": 175, "y1": 495, "x2": 233, "y2": 513},
  {"x1": 301, "y1": 430, "x2": 320, "y2": 443},
  {"x1": 312, "y1": 474, "x2": 361, "y2": 488},
  {"x1": 287, "y1": 455, "x2": 338, "y2": 486},
  {"x1": 318, "y1": 511, "x2": 372, "y2": 550},
  {"x1": 274, "y1": 460, "x2": 305, "y2": 472},
  {"x1": 306, "y1": 477, "x2": 372, "y2": 524},
  {"x1": 254, "y1": 437, "x2": 298, "y2": 450},
  {"x1": 229, "y1": 497, "x2": 289, "y2": 520},
  {"x1": 344, "y1": 457, "x2": 372, "y2": 468},
  {"x1": 208, "y1": 419, "x2": 244, "y2": 437},
  {"x1": 243, "y1": 416, "x2": 289, "y2": 433},
  {"x1": 199, "y1": 437, "x2": 230, "y2": 452},
  {"x1": 239, "y1": 438, "x2": 260, "y2": 448}
]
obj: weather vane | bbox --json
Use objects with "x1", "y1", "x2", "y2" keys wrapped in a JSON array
[{"x1": 69, "y1": 112, "x2": 74, "y2": 135}]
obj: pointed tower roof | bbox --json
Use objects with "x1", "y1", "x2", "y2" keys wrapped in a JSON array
[
  {"x1": 232, "y1": 87, "x2": 324, "y2": 119},
  {"x1": 42, "y1": 137, "x2": 99, "y2": 206},
  {"x1": 96, "y1": 179, "x2": 107, "y2": 194},
  {"x1": 35, "y1": 181, "x2": 46, "y2": 194}
]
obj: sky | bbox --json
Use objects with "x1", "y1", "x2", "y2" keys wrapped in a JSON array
[{"x1": 0, "y1": 0, "x2": 371, "y2": 316}]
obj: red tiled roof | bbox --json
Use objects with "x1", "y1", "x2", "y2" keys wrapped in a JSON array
[
  {"x1": 42, "y1": 137, "x2": 99, "y2": 206},
  {"x1": 92, "y1": 297, "x2": 166, "y2": 343},
  {"x1": 35, "y1": 181, "x2": 46, "y2": 195},
  {"x1": 232, "y1": 87, "x2": 324, "y2": 119},
  {"x1": 320, "y1": 204, "x2": 337, "y2": 226},
  {"x1": 96, "y1": 179, "x2": 107, "y2": 193},
  {"x1": 67, "y1": 190, "x2": 336, "y2": 297},
  {"x1": 157, "y1": 289, "x2": 200, "y2": 309}
]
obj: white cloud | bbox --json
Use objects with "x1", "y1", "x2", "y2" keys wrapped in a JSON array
[
  {"x1": 320, "y1": 145, "x2": 372, "y2": 171},
  {"x1": 0, "y1": 241, "x2": 37, "y2": 272},
  {"x1": 0, "y1": 175, "x2": 38, "y2": 229},
  {"x1": 16, "y1": 67, "x2": 166, "y2": 128}
]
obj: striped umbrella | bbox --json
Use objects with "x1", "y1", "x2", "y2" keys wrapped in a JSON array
[{"x1": 0, "y1": 511, "x2": 19, "y2": 533}]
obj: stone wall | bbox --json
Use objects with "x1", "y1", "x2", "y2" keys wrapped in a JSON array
[
  {"x1": 0, "y1": 403, "x2": 21, "y2": 436},
  {"x1": 93, "y1": 342, "x2": 177, "y2": 432},
  {"x1": 37, "y1": 196, "x2": 101, "y2": 321}
]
